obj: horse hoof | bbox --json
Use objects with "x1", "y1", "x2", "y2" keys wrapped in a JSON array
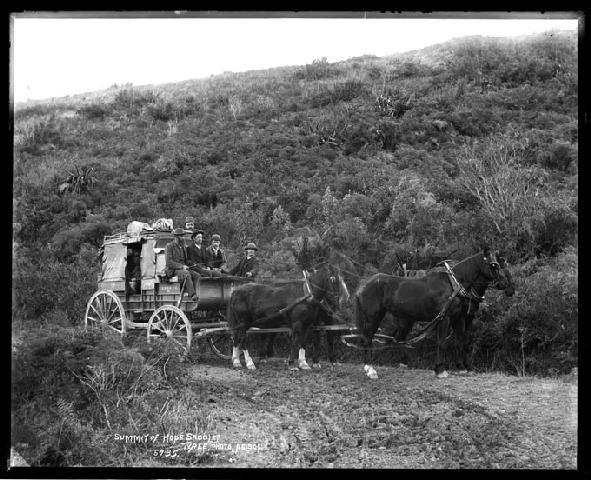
[
  {"x1": 312, "y1": 363, "x2": 321, "y2": 369},
  {"x1": 233, "y1": 362, "x2": 242, "y2": 369},
  {"x1": 398, "y1": 363, "x2": 408, "y2": 369},
  {"x1": 456, "y1": 369, "x2": 468, "y2": 375},
  {"x1": 367, "y1": 371, "x2": 378, "y2": 380},
  {"x1": 289, "y1": 366, "x2": 299, "y2": 371},
  {"x1": 436, "y1": 370, "x2": 449, "y2": 378},
  {"x1": 299, "y1": 363, "x2": 311, "y2": 370},
  {"x1": 246, "y1": 363, "x2": 256, "y2": 370}
]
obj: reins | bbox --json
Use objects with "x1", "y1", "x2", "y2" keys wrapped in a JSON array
[{"x1": 341, "y1": 258, "x2": 491, "y2": 351}]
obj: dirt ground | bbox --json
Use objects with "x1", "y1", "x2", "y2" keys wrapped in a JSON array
[{"x1": 172, "y1": 354, "x2": 577, "y2": 469}]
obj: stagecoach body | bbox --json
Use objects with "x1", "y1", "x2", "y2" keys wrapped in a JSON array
[{"x1": 85, "y1": 229, "x2": 254, "y2": 357}]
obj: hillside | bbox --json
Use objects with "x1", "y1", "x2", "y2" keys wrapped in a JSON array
[{"x1": 13, "y1": 30, "x2": 577, "y2": 376}]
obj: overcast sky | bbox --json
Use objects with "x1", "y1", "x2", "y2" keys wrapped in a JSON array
[{"x1": 11, "y1": 13, "x2": 579, "y2": 103}]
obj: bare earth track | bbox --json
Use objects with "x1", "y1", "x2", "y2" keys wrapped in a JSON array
[{"x1": 181, "y1": 356, "x2": 577, "y2": 469}]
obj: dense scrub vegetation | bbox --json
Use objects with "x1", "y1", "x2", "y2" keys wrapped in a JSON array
[{"x1": 13, "y1": 31, "x2": 577, "y2": 377}]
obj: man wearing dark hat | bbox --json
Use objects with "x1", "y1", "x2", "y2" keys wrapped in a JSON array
[
  {"x1": 187, "y1": 229, "x2": 212, "y2": 277},
  {"x1": 205, "y1": 234, "x2": 228, "y2": 276},
  {"x1": 165, "y1": 228, "x2": 199, "y2": 301},
  {"x1": 228, "y1": 242, "x2": 259, "y2": 278}
]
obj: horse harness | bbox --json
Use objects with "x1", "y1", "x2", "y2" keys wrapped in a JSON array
[
  {"x1": 233, "y1": 268, "x2": 327, "y2": 330},
  {"x1": 343, "y1": 261, "x2": 492, "y2": 350}
]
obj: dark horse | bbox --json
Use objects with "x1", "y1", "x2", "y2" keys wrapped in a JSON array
[
  {"x1": 354, "y1": 249, "x2": 511, "y2": 379},
  {"x1": 258, "y1": 250, "x2": 360, "y2": 367},
  {"x1": 432, "y1": 256, "x2": 515, "y2": 375},
  {"x1": 227, "y1": 262, "x2": 343, "y2": 370}
]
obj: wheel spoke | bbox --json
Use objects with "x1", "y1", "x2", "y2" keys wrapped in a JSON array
[
  {"x1": 162, "y1": 310, "x2": 171, "y2": 329},
  {"x1": 170, "y1": 315, "x2": 180, "y2": 332},
  {"x1": 171, "y1": 328, "x2": 187, "y2": 340},
  {"x1": 90, "y1": 303, "x2": 105, "y2": 321},
  {"x1": 106, "y1": 304, "x2": 117, "y2": 323},
  {"x1": 86, "y1": 315, "x2": 100, "y2": 324}
]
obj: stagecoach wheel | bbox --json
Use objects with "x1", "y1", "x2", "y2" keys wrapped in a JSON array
[
  {"x1": 85, "y1": 290, "x2": 127, "y2": 335},
  {"x1": 207, "y1": 332, "x2": 233, "y2": 360},
  {"x1": 147, "y1": 305, "x2": 192, "y2": 354}
]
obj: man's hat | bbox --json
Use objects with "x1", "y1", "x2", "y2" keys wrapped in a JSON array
[
  {"x1": 172, "y1": 228, "x2": 185, "y2": 236},
  {"x1": 245, "y1": 242, "x2": 258, "y2": 251},
  {"x1": 191, "y1": 229, "x2": 205, "y2": 238},
  {"x1": 211, "y1": 234, "x2": 221, "y2": 242}
]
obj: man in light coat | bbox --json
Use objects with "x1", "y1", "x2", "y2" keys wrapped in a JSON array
[{"x1": 165, "y1": 228, "x2": 200, "y2": 301}]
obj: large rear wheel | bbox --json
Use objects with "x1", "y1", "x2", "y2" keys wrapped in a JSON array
[
  {"x1": 85, "y1": 290, "x2": 127, "y2": 335},
  {"x1": 147, "y1": 305, "x2": 192, "y2": 354}
]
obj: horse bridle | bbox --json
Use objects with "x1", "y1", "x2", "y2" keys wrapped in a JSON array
[
  {"x1": 302, "y1": 263, "x2": 346, "y2": 320},
  {"x1": 444, "y1": 260, "x2": 499, "y2": 303}
]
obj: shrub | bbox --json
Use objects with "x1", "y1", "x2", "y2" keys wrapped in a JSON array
[
  {"x1": 473, "y1": 249, "x2": 577, "y2": 375},
  {"x1": 13, "y1": 247, "x2": 99, "y2": 324},
  {"x1": 538, "y1": 142, "x2": 576, "y2": 171},
  {"x1": 533, "y1": 205, "x2": 578, "y2": 257},
  {"x1": 294, "y1": 57, "x2": 337, "y2": 81},
  {"x1": 77, "y1": 103, "x2": 110, "y2": 120},
  {"x1": 10, "y1": 323, "x2": 180, "y2": 466},
  {"x1": 51, "y1": 222, "x2": 112, "y2": 261}
]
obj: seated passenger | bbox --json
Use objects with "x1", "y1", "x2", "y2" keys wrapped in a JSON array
[
  {"x1": 205, "y1": 234, "x2": 228, "y2": 277},
  {"x1": 165, "y1": 228, "x2": 200, "y2": 302},
  {"x1": 125, "y1": 245, "x2": 142, "y2": 295},
  {"x1": 228, "y1": 242, "x2": 259, "y2": 279},
  {"x1": 187, "y1": 229, "x2": 213, "y2": 277}
]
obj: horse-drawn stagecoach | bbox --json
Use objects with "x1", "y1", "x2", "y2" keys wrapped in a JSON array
[{"x1": 85, "y1": 228, "x2": 515, "y2": 377}]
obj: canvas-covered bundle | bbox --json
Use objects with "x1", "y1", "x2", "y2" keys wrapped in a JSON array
[
  {"x1": 152, "y1": 218, "x2": 173, "y2": 230},
  {"x1": 126, "y1": 218, "x2": 173, "y2": 235}
]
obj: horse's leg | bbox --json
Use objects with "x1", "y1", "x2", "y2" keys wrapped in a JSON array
[
  {"x1": 288, "y1": 316, "x2": 300, "y2": 370},
  {"x1": 311, "y1": 327, "x2": 322, "y2": 369},
  {"x1": 354, "y1": 293, "x2": 381, "y2": 379},
  {"x1": 326, "y1": 330, "x2": 337, "y2": 366},
  {"x1": 231, "y1": 333, "x2": 242, "y2": 368},
  {"x1": 243, "y1": 345, "x2": 256, "y2": 370},
  {"x1": 298, "y1": 321, "x2": 313, "y2": 370},
  {"x1": 239, "y1": 328, "x2": 256, "y2": 370},
  {"x1": 452, "y1": 315, "x2": 467, "y2": 373},
  {"x1": 459, "y1": 314, "x2": 474, "y2": 372},
  {"x1": 393, "y1": 319, "x2": 413, "y2": 367},
  {"x1": 259, "y1": 333, "x2": 275, "y2": 364},
  {"x1": 362, "y1": 313, "x2": 382, "y2": 380},
  {"x1": 232, "y1": 328, "x2": 245, "y2": 368},
  {"x1": 434, "y1": 318, "x2": 450, "y2": 378}
]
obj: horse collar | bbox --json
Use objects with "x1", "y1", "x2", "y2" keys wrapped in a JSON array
[{"x1": 444, "y1": 261, "x2": 470, "y2": 298}]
